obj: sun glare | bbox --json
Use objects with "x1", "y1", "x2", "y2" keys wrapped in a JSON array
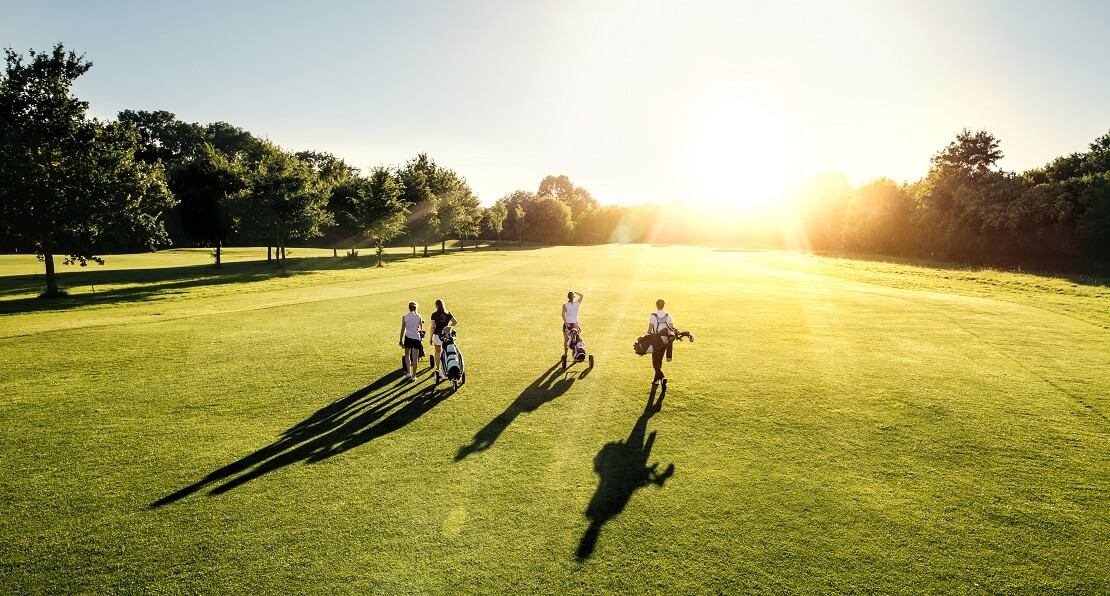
[{"x1": 687, "y1": 103, "x2": 792, "y2": 213}]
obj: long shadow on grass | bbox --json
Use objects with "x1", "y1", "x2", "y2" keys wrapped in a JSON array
[
  {"x1": 151, "y1": 370, "x2": 451, "y2": 507},
  {"x1": 0, "y1": 253, "x2": 410, "y2": 314},
  {"x1": 576, "y1": 385, "x2": 675, "y2": 561},
  {"x1": 454, "y1": 361, "x2": 575, "y2": 461}
]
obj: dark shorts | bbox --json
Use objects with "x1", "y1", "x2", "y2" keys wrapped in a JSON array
[{"x1": 404, "y1": 337, "x2": 422, "y2": 350}]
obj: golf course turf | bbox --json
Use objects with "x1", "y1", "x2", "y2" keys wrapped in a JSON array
[{"x1": 1, "y1": 245, "x2": 1107, "y2": 593}]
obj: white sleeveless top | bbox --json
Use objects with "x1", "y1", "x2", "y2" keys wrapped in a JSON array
[
  {"x1": 564, "y1": 301, "x2": 580, "y2": 324},
  {"x1": 402, "y1": 312, "x2": 422, "y2": 339}
]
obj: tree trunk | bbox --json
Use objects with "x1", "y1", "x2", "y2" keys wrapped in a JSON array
[
  {"x1": 333, "y1": 247, "x2": 337, "y2": 257},
  {"x1": 496, "y1": 232, "x2": 501, "y2": 251},
  {"x1": 376, "y1": 244, "x2": 384, "y2": 268},
  {"x1": 412, "y1": 242, "x2": 416, "y2": 257},
  {"x1": 279, "y1": 240, "x2": 287, "y2": 276},
  {"x1": 441, "y1": 238, "x2": 446, "y2": 254},
  {"x1": 267, "y1": 246, "x2": 272, "y2": 262},
  {"x1": 423, "y1": 244, "x2": 428, "y2": 257},
  {"x1": 215, "y1": 243, "x2": 222, "y2": 268},
  {"x1": 43, "y1": 249, "x2": 60, "y2": 297}
]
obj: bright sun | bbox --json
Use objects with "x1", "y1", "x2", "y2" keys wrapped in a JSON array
[{"x1": 687, "y1": 102, "x2": 792, "y2": 212}]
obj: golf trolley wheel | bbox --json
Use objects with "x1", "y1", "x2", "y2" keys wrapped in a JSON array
[
  {"x1": 461, "y1": 372, "x2": 466, "y2": 385},
  {"x1": 588, "y1": 354, "x2": 594, "y2": 367},
  {"x1": 452, "y1": 380, "x2": 459, "y2": 391}
]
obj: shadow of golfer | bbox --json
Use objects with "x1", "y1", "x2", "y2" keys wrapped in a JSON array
[
  {"x1": 454, "y1": 362, "x2": 575, "y2": 461},
  {"x1": 152, "y1": 370, "x2": 450, "y2": 507},
  {"x1": 575, "y1": 385, "x2": 674, "y2": 561}
]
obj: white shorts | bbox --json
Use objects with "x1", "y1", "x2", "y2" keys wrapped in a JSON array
[{"x1": 432, "y1": 334, "x2": 444, "y2": 346}]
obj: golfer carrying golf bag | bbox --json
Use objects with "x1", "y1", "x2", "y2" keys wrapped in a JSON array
[{"x1": 647, "y1": 298, "x2": 675, "y2": 387}]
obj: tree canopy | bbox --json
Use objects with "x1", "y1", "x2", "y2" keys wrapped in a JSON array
[
  {"x1": 3, "y1": 43, "x2": 1108, "y2": 279},
  {"x1": 0, "y1": 43, "x2": 175, "y2": 296}
]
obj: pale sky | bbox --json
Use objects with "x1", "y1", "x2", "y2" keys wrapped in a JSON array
[{"x1": 3, "y1": 0, "x2": 1109, "y2": 207}]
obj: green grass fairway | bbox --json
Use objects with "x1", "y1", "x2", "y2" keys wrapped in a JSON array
[{"x1": 1, "y1": 246, "x2": 1107, "y2": 593}]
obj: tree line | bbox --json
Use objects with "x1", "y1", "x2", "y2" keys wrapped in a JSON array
[
  {"x1": 0, "y1": 44, "x2": 609, "y2": 296},
  {"x1": 3, "y1": 44, "x2": 1108, "y2": 298},
  {"x1": 790, "y1": 129, "x2": 1110, "y2": 271}
]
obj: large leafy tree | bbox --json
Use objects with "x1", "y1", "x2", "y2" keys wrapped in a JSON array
[
  {"x1": 526, "y1": 196, "x2": 573, "y2": 244},
  {"x1": 1084, "y1": 131, "x2": 1110, "y2": 175},
  {"x1": 426, "y1": 165, "x2": 472, "y2": 254},
  {"x1": 916, "y1": 129, "x2": 1012, "y2": 259},
  {"x1": 841, "y1": 178, "x2": 913, "y2": 255},
  {"x1": 397, "y1": 154, "x2": 435, "y2": 256},
  {"x1": 500, "y1": 189, "x2": 536, "y2": 247},
  {"x1": 117, "y1": 109, "x2": 205, "y2": 164},
  {"x1": 170, "y1": 143, "x2": 245, "y2": 267},
  {"x1": 929, "y1": 129, "x2": 1003, "y2": 179},
  {"x1": 356, "y1": 167, "x2": 408, "y2": 267},
  {"x1": 239, "y1": 142, "x2": 331, "y2": 275},
  {"x1": 573, "y1": 204, "x2": 626, "y2": 245},
  {"x1": 1075, "y1": 173, "x2": 1110, "y2": 261},
  {"x1": 408, "y1": 194, "x2": 440, "y2": 257},
  {"x1": 296, "y1": 151, "x2": 359, "y2": 255},
  {"x1": 0, "y1": 44, "x2": 175, "y2": 296},
  {"x1": 485, "y1": 200, "x2": 508, "y2": 250},
  {"x1": 442, "y1": 188, "x2": 482, "y2": 251},
  {"x1": 538, "y1": 174, "x2": 599, "y2": 234},
  {"x1": 513, "y1": 204, "x2": 526, "y2": 247},
  {"x1": 206, "y1": 121, "x2": 266, "y2": 162},
  {"x1": 1073, "y1": 133, "x2": 1110, "y2": 261},
  {"x1": 398, "y1": 153, "x2": 475, "y2": 254},
  {"x1": 319, "y1": 177, "x2": 363, "y2": 256}
]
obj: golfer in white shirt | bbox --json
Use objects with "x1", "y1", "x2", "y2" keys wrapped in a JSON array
[
  {"x1": 562, "y1": 290, "x2": 584, "y2": 358},
  {"x1": 399, "y1": 301, "x2": 424, "y2": 381}
]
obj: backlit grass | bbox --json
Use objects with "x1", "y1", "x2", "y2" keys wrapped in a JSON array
[{"x1": 1, "y1": 246, "x2": 1107, "y2": 593}]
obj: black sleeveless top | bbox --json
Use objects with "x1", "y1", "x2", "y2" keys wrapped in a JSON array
[{"x1": 431, "y1": 310, "x2": 453, "y2": 335}]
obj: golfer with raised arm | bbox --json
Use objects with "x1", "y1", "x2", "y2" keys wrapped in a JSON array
[{"x1": 562, "y1": 290, "x2": 584, "y2": 359}]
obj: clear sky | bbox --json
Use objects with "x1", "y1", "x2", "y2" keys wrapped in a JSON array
[{"x1": 3, "y1": 0, "x2": 1109, "y2": 207}]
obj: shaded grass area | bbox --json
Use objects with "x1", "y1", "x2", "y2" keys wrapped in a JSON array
[
  {"x1": 0, "y1": 245, "x2": 1107, "y2": 593},
  {"x1": 0, "y1": 244, "x2": 546, "y2": 314},
  {"x1": 0, "y1": 248, "x2": 410, "y2": 311}
]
